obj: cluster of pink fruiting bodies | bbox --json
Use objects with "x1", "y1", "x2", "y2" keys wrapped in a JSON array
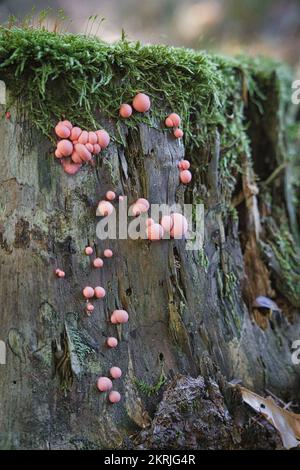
[{"x1": 54, "y1": 120, "x2": 110, "y2": 175}]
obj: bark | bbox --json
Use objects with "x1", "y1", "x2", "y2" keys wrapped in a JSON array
[{"x1": 0, "y1": 75, "x2": 299, "y2": 449}]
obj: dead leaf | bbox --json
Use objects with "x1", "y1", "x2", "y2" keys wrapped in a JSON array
[{"x1": 240, "y1": 386, "x2": 300, "y2": 449}]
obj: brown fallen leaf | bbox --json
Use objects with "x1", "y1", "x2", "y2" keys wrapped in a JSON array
[{"x1": 240, "y1": 386, "x2": 300, "y2": 449}]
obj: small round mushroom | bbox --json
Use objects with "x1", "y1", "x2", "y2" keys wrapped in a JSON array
[
  {"x1": 179, "y1": 169, "x2": 192, "y2": 184},
  {"x1": 96, "y1": 201, "x2": 114, "y2": 217},
  {"x1": 131, "y1": 202, "x2": 147, "y2": 217},
  {"x1": 170, "y1": 213, "x2": 188, "y2": 239},
  {"x1": 78, "y1": 130, "x2": 89, "y2": 145},
  {"x1": 88, "y1": 131, "x2": 98, "y2": 144},
  {"x1": 132, "y1": 93, "x2": 151, "y2": 113},
  {"x1": 55, "y1": 123, "x2": 71, "y2": 139},
  {"x1": 169, "y1": 113, "x2": 181, "y2": 127},
  {"x1": 75, "y1": 143, "x2": 92, "y2": 162},
  {"x1": 93, "y1": 144, "x2": 101, "y2": 154},
  {"x1": 110, "y1": 367, "x2": 122, "y2": 379},
  {"x1": 96, "y1": 130, "x2": 110, "y2": 149},
  {"x1": 110, "y1": 313, "x2": 118, "y2": 324},
  {"x1": 94, "y1": 286, "x2": 106, "y2": 299},
  {"x1": 61, "y1": 159, "x2": 81, "y2": 175},
  {"x1": 108, "y1": 390, "x2": 121, "y2": 403},
  {"x1": 86, "y1": 143, "x2": 94, "y2": 153},
  {"x1": 55, "y1": 148, "x2": 63, "y2": 159},
  {"x1": 178, "y1": 160, "x2": 190, "y2": 170},
  {"x1": 112, "y1": 309, "x2": 129, "y2": 324},
  {"x1": 160, "y1": 215, "x2": 173, "y2": 233},
  {"x1": 147, "y1": 223, "x2": 164, "y2": 241},
  {"x1": 107, "y1": 337, "x2": 118, "y2": 348},
  {"x1": 97, "y1": 377, "x2": 113, "y2": 392},
  {"x1": 57, "y1": 139, "x2": 73, "y2": 157},
  {"x1": 86, "y1": 303, "x2": 94, "y2": 312},
  {"x1": 85, "y1": 246, "x2": 93, "y2": 255},
  {"x1": 70, "y1": 126, "x2": 82, "y2": 141},
  {"x1": 165, "y1": 117, "x2": 174, "y2": 128},
  {"x1": 61, "y1": 120, "x2": 73, "y2": 130},
  {"x1": 83, "y1": 286, "x2": 95, "y2": 299},
  {"x1": 55, "y1": 269, "x2": 65, "y2": 278},
  {"x1": 136, "y1": 198, "x2": 150, "y2": 211},
  {"x1": 174, "y1": 128, "x2": 184, "y2": 139},
  {"x1": 106, "y1": 191, "x2": 116, "y2": 201},
  {"x1": 71, "y1": 151, "x2": 82, "y2": 164},
  {"x1": 119, "y1": 104, "x2": 133, "y2": 118},
  {"x1": 104, "y1": 249, "x2": 113, "y2": 258},
  {"x1": 93, "y1": 258, "x2": 104, "y2": 268}
]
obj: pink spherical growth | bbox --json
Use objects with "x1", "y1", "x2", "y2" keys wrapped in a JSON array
[
  {"x1": 70, "y1": 126, "x2": 82, "y2": 141},
  {"x1": 71, "y1": 151, "x2": 82, "y2": 164},
  {"x1": 147, "y1": 223, "x2": 164, "y2": 241},
  {"x1": 131, "y1": 203, "x2": 148, "y2": 217},
  {"x1": 169, "y1": 113, "x2": 181, "y2": 127},
  {"x1": 178, "y1": 159, "x2": 190, "y2": 170},
  {"x1": 55, "y1": 269, "x2": 65, "y2": 278},
  {"x1": 107, "y1": 337, "x2": 118, "y2": 348},
  {"x1": 88, "y1": 131, "x2": 98, "y2": 144},
  {"x1": 96, "y1": 130, "x2": 110, "y2": 149},
  {"x1": 136, "y1": 198, "x2": 150, "y2": 211},
  {"x1": 94, "y1": 286, "x2": 106, "y2": 299},
  {"x1": 5, "y1": 111, "x2": 11, "y2": 120},
  {"x1": 97, "y1": 201, "x2": 114, "y2": 217},
  {"x1": 93, "y1": 258, "x2": 104, "y2": 268},
  {"x1": 75, "y1": 143, "x2": 92, "y2": 162},
  {"x1": 106, "y1": 191, "x2": 116, "y2": 201},
  {"x1": 62, "y1": 159, "x2": 81, "y2": 175},
  {"x1": 110, "y1": 367, "x2": 122, "y2": 379},
  {"x1": 109, "y1": 391, "x2": 121, "y2": 403},
  {"x1": 86, "y1": 303, "x2": 94, "y2": 312},
  {"x1": 55, "y1": 148, "x2": 63, "y2": 159},
  {"x1": 78, "y1": 130, "x2": 88, "y2": 145},
  {"x1": 174, "y1": 128, "x2": 184, "y2": 139},
  {"x1": 112, "y1": 309, "x2": 129, "y2": 324},
  {"x1": 57, "y1": 139, "x2": 73, "y2": 157},
  {"x1": 93, "y1": 144, "x2": 101, "y2": 154},
  {"x1": 165, "y1": 117, "x2": 174, "y2": 128},
  {"x1": 132, "y1": 93, "x2": 151, "y2": 113},
  {"x1": 97, "y1": 377, "x2": 113, "y2": 392},
  {"x1": 119, "y1": 103, "x2": 133, "y2": 118},
  {"x1": 55, "y1": 123, "x2": 71, "y2": 139},
  {"x1": 103, "y1": 249, "x2": 113, "y2": 258},
  {"x1": 86, "y1": 143, "x2": 94, "y2": 153},
  {"x1": 146, "y1": 218, "x2": 155, "y2": 227},
  {"x1": 85, "y1": 246, "x2": 93, "y2": 255},
  {"x1": 170, "y1": 213, "x2": 188, "y2": 239},
  {"x1": 110, "y1": 313, "x2": 118, "y2": 324},
  {"x1": 61, "y1": 120, "x2": 73, "y2": 130},
  {"x1": 160, "y1": 215, "x2": 174, "y2": 233},
  {"x1": 83, "y1": 286, "x2": 95, "y2": 299},
  {"x1": 179, "y1": 170, "x2": 192, "y2": 184}
]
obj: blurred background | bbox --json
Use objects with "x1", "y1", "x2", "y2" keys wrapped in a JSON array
[{"x1": 0, "y1": 0, "x2": 299, "y2": 64}]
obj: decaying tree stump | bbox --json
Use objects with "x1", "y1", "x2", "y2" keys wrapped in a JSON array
[{"x1": 0, "y1": 30, "x2": 299, "y2": 450}]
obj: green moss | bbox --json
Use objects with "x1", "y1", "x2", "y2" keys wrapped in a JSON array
[{"x1": 0, "y1": 26, "x2": 292, "y2": 190}]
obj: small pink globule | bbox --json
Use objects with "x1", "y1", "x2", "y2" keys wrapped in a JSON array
[
  {"x1": 179, "y1": 170, "x2": 192, "y2": 184},
  {"x1": 94, "y1": 286, "x2": 106, "y2": 299},
  {"x1": 97, "y1": 201, "x2": 114, "y2": 217},
  {"x1": 108, "y1": 391, "x2": 121, "y2": 403},
  {"x1": 112, "y1": 309, "x2": 129, "y2": 324},
  {"x1": 104, "y1": 249, "x2": 113, "y2": 258},
  {"x1": 83, "y1": 286, "x2": 95, "y2": 299},
  {"x1": 75, "y1": 143, "x2": 92, "y2": 162},
  {"x1": 170, "y1": 213, "x2": 188, "y2": 239},
  {"x1": 55, "y1": 148, "x2": 63, "y2": 159},
  {"x1": 147, "y1": 223, "x2": 164, "y2": 241},
  {"x1": 78, "y1": 130, "x2": 88, "y2": 144},
  {"x1": 86, "y1": 303, "x2": 94, "y2": 312},
  {"x1": 169, "y1": 113, "x2": 181, "y2": 127},
  {"x1": 131, "y1": 202, "x2": 147, "y2": 217},
  {"x1": 5, "y1": 111, "x2": 11, "y2": 120},
  {"x1": 57, "y1": 139, "x2": 73, "y2": 157},
  {"x1": 136, "y1": 198, "x2": 150, "y2": 211},
  {"x1": 88, "y1": 131, "x2": 97, "y2": 144},
  {"x1": 110, "y1": 314, "x2": 118, "y2": 324},
  {"x1": 132, "y1": 93, "x2": 151, "y2": 113},
  {"x1": 97, "y1": 377, "x2": 113, "y2": 392},
  {"x1": 70, "y1": 127, "x2": 82, "y2": 141},
  {"x1": 55, "y1": 123, "x2": 71, "y2": 139},
  {"x1": 96, "y1": 130, "x2": 110, "y2": 149},
  {"x1": 85, "y1": 246, "x2": 93, "y2": 255},
  {"x1": 107, "y1": 337, "x2": 118, "y2": 348},
  {"x1": 165, "y1": 117, "x2": 174, "y2": 128},
  {"x1": 93, "y1": 258, "x2": 104, "y2": 268},
  {"x1": 71, "y1": 151, "x2": 82, "y2": 164},
  {"x1": 55, "y1": 269, "x2": 65, "y2": 278},
  {"x1": 93, "y1": 144, "x2": 101, "y2": 154},
  {"x1": 160, "y1": 215, "x2": 173, "y2": 233},
  {"x1": 62, "y1": 159, "x2": 81, "y2": 175},
  {"x1": 86, "y1": 143, "x2": 94, "y2": 153},
  {"x1": 178, "y1": 159, "x2": 190, "y2": 170},
  {"x1": 119, "y1": 104, "x2": 133, "y2": 118},
  {"x1": 61, "y1": 120, "x2": 73, "y2": 130},
  {"x1": 174, "y1": 128, "x2": 184, "y2": 139},
  {"x1": 106, "y1": 191, "x2": 116, "y2": 201},
  {"x1": 110, "y1": 367, "x2": 122, "y2": 379}
]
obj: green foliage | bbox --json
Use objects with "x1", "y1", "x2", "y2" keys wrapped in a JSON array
[{"x1": 0, "y1": 26, "x2": 292, "y2": 190}]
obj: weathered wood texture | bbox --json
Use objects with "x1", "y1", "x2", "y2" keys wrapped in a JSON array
[{"x1": 0, "y1": 87, "x2": 299, "y2": 449}]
